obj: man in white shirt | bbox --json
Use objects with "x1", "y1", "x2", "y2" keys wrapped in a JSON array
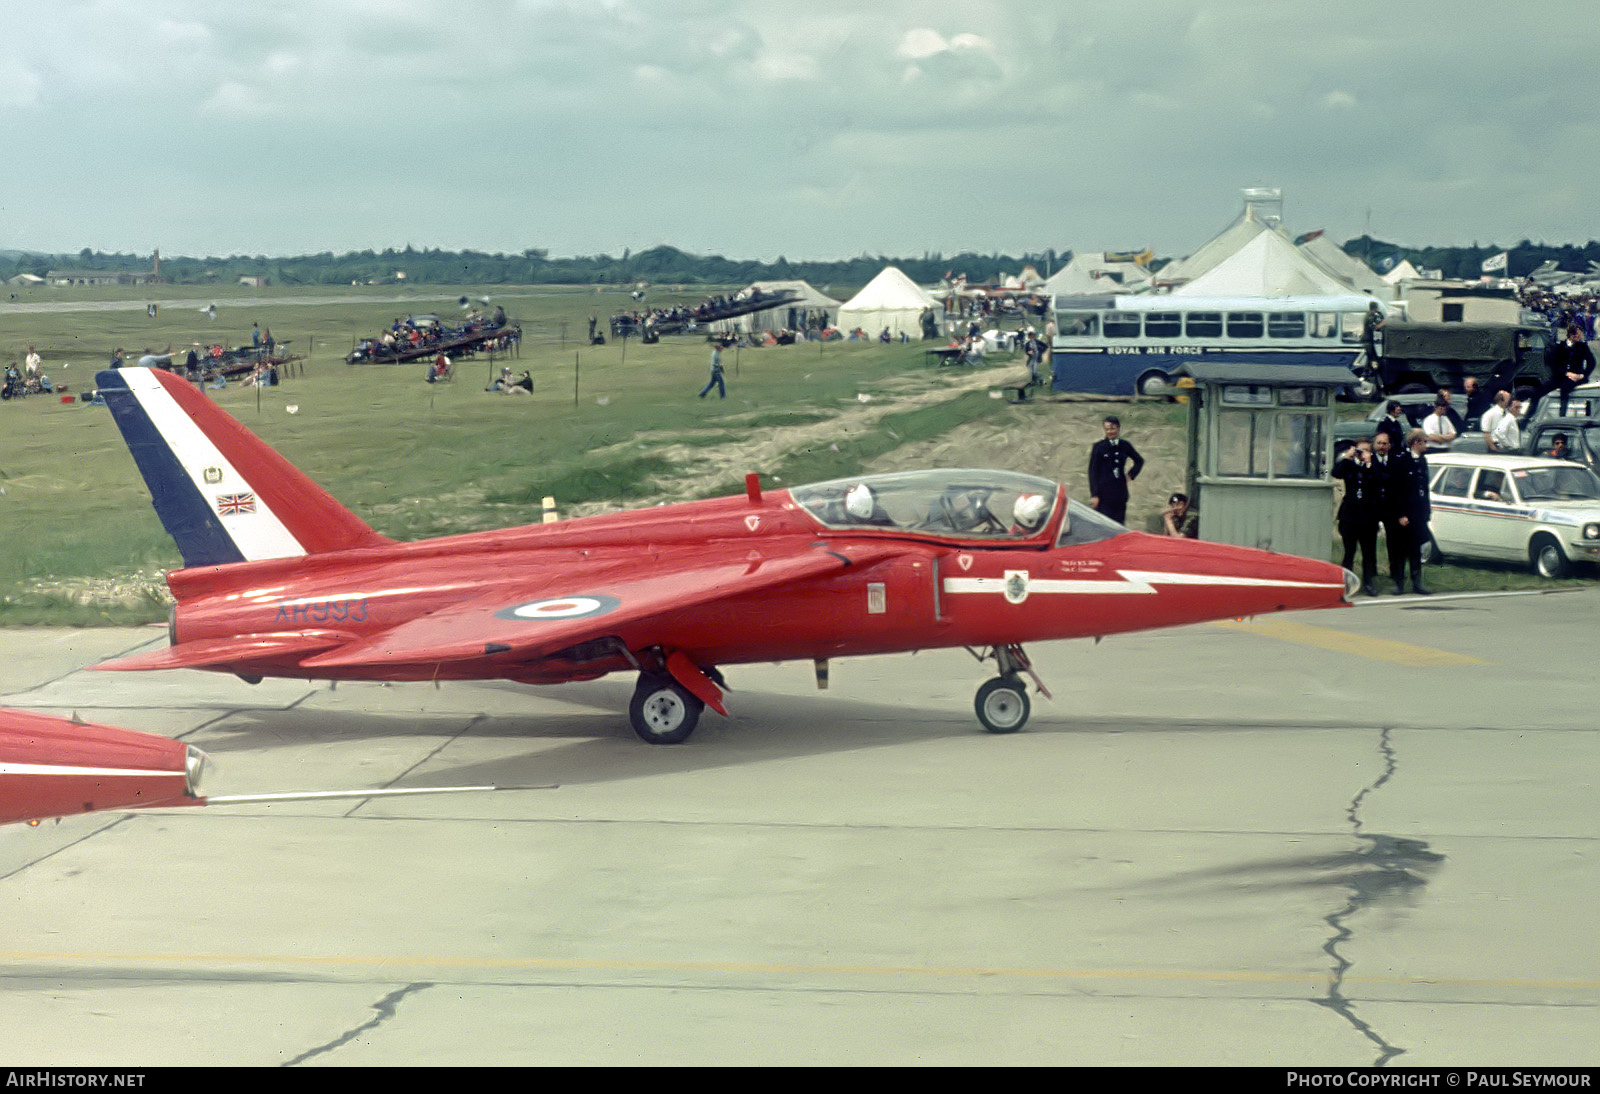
[
  {"x1": 1490, "y1": 397, "x2": 1522, "y2": 452},
  {"x1": 1421, "y1": 398, "x2": 1458, "y2": 451},
  {"x1": 1481, "y1": 391, "x2": 1512, "y2": 450}
]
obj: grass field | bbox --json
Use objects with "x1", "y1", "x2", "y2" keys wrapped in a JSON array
[
  {"x1": 0, "y1": 283, "x2": 1019, "y2": 623},
  {"x1": 1, "y1": 283, "x2": 1591, "y2": 625}
]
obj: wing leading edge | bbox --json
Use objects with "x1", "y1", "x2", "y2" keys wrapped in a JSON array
[{"x1": 297, "y1": 543, "x2": 896, "y2": 670}]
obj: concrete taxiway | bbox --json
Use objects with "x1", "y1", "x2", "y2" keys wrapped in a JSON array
[{"x1": 0, "y1": 590, "x2": 1596, "y2": 1066}]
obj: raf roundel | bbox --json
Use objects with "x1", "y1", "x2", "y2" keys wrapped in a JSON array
[{"x1": 495, "y1": 595, "x2": 621, "y2": 622}]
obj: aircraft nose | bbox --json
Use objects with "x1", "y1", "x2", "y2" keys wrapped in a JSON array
[{"x1": 1342, "y1": 567, "x2": 1362, "y2": 602}]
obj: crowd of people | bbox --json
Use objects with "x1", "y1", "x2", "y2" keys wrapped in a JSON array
[
  {"x1": 608, "y1": 286, "x2": 801, "y2": 340},
  {"x1": 352, "y1": 307, "x2": 514, "y2": 364}
]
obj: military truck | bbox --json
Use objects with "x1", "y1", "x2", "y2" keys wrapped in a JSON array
[{"x1": 1378, "y1": 320, "x2": 1553, "y2": 396}]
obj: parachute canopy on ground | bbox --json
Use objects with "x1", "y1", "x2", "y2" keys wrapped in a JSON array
[{"x1": 836, "y1": 266, "x2": 943, "y2": 338}]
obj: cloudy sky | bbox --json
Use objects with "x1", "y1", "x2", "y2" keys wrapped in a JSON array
[{"x1": 0, "y1": 1, "x2": 1590, "y2": 262}]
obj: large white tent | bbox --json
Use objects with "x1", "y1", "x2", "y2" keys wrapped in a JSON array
[
  {"x1": 1042, "y1": 253, "x2": 1154, "y2": 296},
  {"x1": 710, "y1": 280, "x2": 841, "y2": 335},
  {"x1": 1172, "y1": 229, "x2": 1356, "y2": 297},
  {"x1": 1298, "y1": 234, "x2": 1389, "y2": 294},
  {"x1": 836, "y1": 266, "x2": 942, "y2": 338}
]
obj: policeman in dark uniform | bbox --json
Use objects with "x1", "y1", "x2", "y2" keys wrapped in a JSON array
[
  {"x1": 1333, "y1": 439, "x2": 1380, "y2": 596},
  {"x1": 1087, "y1": 415, "x2": 1144, "y2": 525},
  {"x1": 1370, "y1": 432, "x2": 1408, "y2": 595},
  {"x1": 1394, "y1": 429, "x2": 1433, "y2": 595}
]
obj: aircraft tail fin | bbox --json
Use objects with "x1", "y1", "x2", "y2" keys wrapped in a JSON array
[{"x1": 96, "y1": 367, "x2": 391, "y2": 568}]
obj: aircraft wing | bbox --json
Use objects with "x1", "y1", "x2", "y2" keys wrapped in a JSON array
[
  {"x1": 298, "y1": 542, "x2": 897, "y2": 670},
  {"x1": 92, "y1": 631, "x2": 355, "y2": 672}
]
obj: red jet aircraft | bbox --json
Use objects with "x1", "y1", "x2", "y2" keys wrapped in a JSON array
[{"x1": 92, "y1": 366, "x2": 1357, "y2": 744}]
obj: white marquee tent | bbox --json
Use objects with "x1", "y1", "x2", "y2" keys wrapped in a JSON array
[
  {"x1": 1042, "y1": 253, "x2": 1155, "y2": 296},
  {"x1": 1298, "y1": 234, "x2": 1389, "y2": 294},
  {"x1": 1172, "y1": 229, "x2": 1356, "y2": 297},
  {"x1": 836, "y1": 266, "x2": 942, "y2": 338}
]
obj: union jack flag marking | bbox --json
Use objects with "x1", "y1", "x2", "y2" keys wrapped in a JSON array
[{"x1": 216, "y1": 493, "x2": 256, "y2": 516}]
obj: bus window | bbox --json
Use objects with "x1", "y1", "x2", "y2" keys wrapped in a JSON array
[
  {"x1": 1340, "y1": 313, "x2": 1366, "y2": 343},
  {"x1": 1309, "y1": 312, "x2": 1339, "y2": 338},
  {"x1": 1185, "y1": 312, "x2": 1223, "y2": 338},
  {"x1": 1226, "y1": 312, "x2": 1264, "y2": 338},
  {"x1": 1267, "y1": 312, "x2": 1306, "y2": 338},
  {"x1": 1104, "y1": 312, "x2": 1141, "y2": 338},
  {"x1": 1144, "y1": 312, "x2": 1181, "y2": 338},
  {"x1": 1058, "y1": 312, "x2": 1100, "y2": 338}
]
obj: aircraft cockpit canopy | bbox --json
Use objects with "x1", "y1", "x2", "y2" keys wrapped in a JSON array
[{"x1": 792, "y1": 470, "x2": 1062, "y2": 540}]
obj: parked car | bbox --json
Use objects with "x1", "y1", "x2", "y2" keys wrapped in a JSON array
[
  {"x1": 1333, "y1": 392, "x2": 1438, "y2": 452},
  {"x1": 1453, "y1": 417, "x2": 1600, "y2": 475},
  {"x1": 1425, "y1": 452, "x2": 1600, "y2": 577}
]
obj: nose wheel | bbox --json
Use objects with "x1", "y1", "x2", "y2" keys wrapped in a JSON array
[
  {"x1": 967, "y1": 643, "x2": 1049, "y2": 734},
  {"x1": 975, "y1": 675, "x2": 1030, "y2": 733}
]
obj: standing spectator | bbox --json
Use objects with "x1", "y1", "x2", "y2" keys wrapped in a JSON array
[
  {"x1": 1375, "y1": 401, "x2": 1407, "y2": 451},
  {"x1": 1554, "y1": 324, "x2": 1595, "y2": 417},
  {"x1": 1490, "y1": 395, "x2": 1522, "y2": 452},
  {"x1": 109, "y1": 347, "x2": 124, "y2": 370},
  {"x1": 1463, "y1": 375, "x2": 1491, "y2": 426},
  {"x1": 1333, "y1": 439, "x2": 1380, "y2": 597},
  {"x1": 698, "y1": 343, "x2": 726, "y2": 399},
  {"x1": 1394, "y1": 429, "x2": 1433, "y2": 595},
  {"x1": 1371, "y1": 432, "x2": 1405, "y2": 595},
  {"x1": 24, "y1": 346, "x2": 41, "y2": 380},
  {"x1": 252, "y1": 323, "x2": 262, "y2": 348},
  {"x1": 1361, "y1": 302, "x2": 1386, "y2": 375},
  {"x1": 1420, "y1": 398, "x2": 1458, "y2": 451},
  {"x1": 1087, "y1": 415, "x2": 1144, "y2": 525},
  {"x1": 1481, "y1": 390, "x2": 1513, "y2": 450},
  {"x1": 1435, "y1": 387, "x2": 1466, "y2": 433}
]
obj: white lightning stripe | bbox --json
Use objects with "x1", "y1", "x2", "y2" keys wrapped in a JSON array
[
  {"x1": 943, "y1": 570, "x2": 1343, "y2": 596},
  {"x1": 123, "y1": 369, "x2": 305, "y2": 560},
  {"x1": 0, "y1": 763, "x2": 183, "y2": 778}
]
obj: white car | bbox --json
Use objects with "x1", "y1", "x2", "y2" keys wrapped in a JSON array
[{"x1": 1426, "y1": 452, "x2": 1600, "y2": 577}]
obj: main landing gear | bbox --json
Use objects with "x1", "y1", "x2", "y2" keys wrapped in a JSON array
[
  {"x1": 628, "y1": 659, "x2": 730, "y2": 745},
  {"x1": 629, "y1": 674, "x2": 703, "y2": 744},
  {"x1": 968, "y1": 644, "x2": 1051, "y2": 734}
]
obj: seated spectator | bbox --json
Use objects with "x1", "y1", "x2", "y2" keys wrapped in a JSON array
[{"x1": 1162, "y1": 492, "x2": 1200, "y2": 538}]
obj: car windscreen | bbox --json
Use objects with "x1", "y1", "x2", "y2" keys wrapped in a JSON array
[{"x1": 1510, "y1": 464, "x2": 1600, "y2": 501}]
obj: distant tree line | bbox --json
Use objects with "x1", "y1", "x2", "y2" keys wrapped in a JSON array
[
  {"x1": 7, "y1": 240, "x2": 1600, "y2": 288},
  {"x1": 0, "y1": 245, "x2": 1068, "y2": 290}
]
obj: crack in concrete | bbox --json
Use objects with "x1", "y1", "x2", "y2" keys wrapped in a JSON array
[
  {"x1": 283, "y1": 981, "x2": 435, "y2": 1066},
  {"x1": 1312, "y1": 726, "x2": 1444, "y2": 1066}
]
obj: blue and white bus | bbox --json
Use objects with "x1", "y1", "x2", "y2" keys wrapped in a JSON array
[{"x1": 1050, "y1": 293, "x2": 1384, "y2": 397}]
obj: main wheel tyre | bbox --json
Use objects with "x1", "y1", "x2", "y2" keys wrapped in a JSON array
[
  {"x1": 1531, "y1": 535, "x2": 1571, "y2": 579},
  {"x1": 975, "y1": 676, "x2": 1031, "y2": 734},
  {"x1": 1137, "y1": 371, "x2": 1170, "y2": 397},
  {"x1": 629, "y1": 677, "x2": 704, "y2": 744}
]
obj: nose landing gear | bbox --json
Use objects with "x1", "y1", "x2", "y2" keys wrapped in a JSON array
[{"x1": 968, "y1": 644, "x2": 1050, "y2": 734}]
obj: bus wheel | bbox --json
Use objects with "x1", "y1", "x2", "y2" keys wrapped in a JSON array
[{"x1": 1137, "y1": 371, "x2": 1171, "y2": 397}]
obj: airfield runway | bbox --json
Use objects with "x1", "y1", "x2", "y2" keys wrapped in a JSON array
[{"x1": 1, "y1": 590, "x2": 1596, "y2": 1067}]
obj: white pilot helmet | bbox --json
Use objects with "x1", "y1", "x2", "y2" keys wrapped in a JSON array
[
  {"x1": 1012, "y1": 492, "x2": 1047, "y2": 529},
  {"x1": 845, "y1": 483, "x2": 874, "y2": 520}
]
